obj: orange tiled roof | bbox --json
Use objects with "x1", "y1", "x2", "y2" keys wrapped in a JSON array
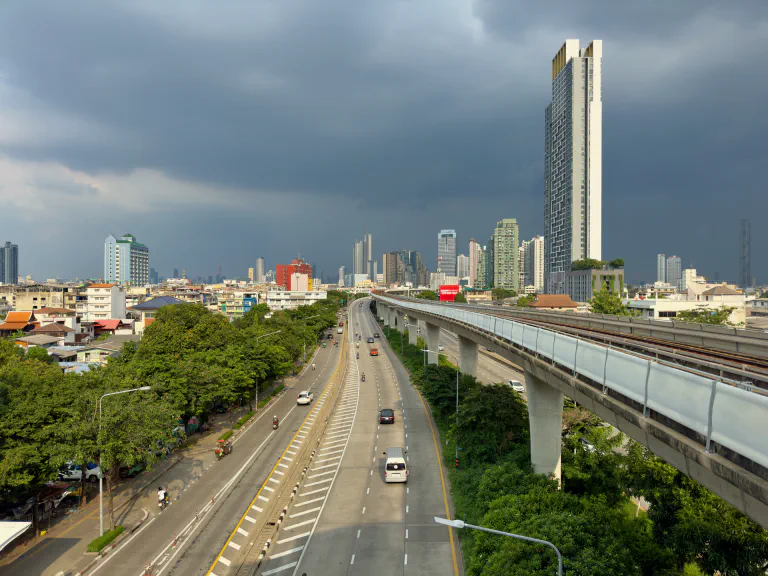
[
  {"x1": 0, "y1": 322, "x2": 31, "y2": 331},
  {"x1": 36, "y1": 307, "x2": 76, "y2": 315},
  {"x1": 530, "y1": 294, "x2": 578, "y2": 308},
  {"x1": 5, "y1": 311, "x2": 35, "y2": 323},
  {"x1": 88, "y1": 283, "x2": 116, "y2": 288}
]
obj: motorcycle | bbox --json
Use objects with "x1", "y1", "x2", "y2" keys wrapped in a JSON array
[
  {"x1": 158, "y1": 490, "x2": 169, "y2": 510},
  {"x1": 361, "y1": 373, "x2": 366, "y2": 382},
  {"x1": 273, "y1": 416, "x2": 279, "y2": 430},
  {"x1": 356, "y1": 352, "x2": 359, "y2": 359},
  {"x1": 215, "y1": 439, "x2": 232, "y2": 460}
]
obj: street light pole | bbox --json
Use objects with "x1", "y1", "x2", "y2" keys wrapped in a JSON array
[
  {"x1": 434, "y1": 517, "x2": 563, "y2": 576},
  {"x1": 98, "y1": 386, "x2": 151, "y2": 537}
]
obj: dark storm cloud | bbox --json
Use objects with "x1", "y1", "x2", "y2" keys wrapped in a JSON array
[{"x1": 0, "y1": 0, "x2": 766, "y2": 282}]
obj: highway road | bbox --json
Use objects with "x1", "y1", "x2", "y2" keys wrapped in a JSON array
[
  {"x1": 255, "y1": 299, "x2": 460, "y2": 576},
  {"x1": 74, "y1": 328, "x2": 345, "y2": 576}
]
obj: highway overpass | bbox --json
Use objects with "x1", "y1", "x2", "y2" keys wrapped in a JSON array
[{"x1": 373, "y1": 294, "x2": 768, "y2": 530}]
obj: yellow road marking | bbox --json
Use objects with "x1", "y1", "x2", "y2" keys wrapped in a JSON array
[{"x1": 205, "y1": 334, "x2": 347, "y2": 575}]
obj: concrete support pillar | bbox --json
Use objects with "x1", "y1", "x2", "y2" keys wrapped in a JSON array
[
  {"x1": 408, "y1": 322, "x2": 418, "y2": 345},
  {"x1": 458, "y1": 336, "x2": 478, "y2": 378},
  {"x1": 526, "y1": 371, "x2": 564, "y2": 484},
  {"x1": 382, "y1": 305, "x2": 390, "y2": 327},
  {"x1": 426, "y1": 323, "x2": 440, "y2": 365},
  {"x1": 396, "y1": 310, "x2": 405, "y2": 334},
  {"x1": 389, "y1": 307, "x2": 397, "y2": 330}
]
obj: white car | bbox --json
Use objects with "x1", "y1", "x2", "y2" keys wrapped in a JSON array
[
  {"x1": 58, "y1": 462, "x2": 102, "y2": 483},
  {"x1": 297, "y1": 391, "x2": 314, "y2": 405},
  {"x1": 509, "y1": 380, "x2": 524, "y2": 393},
  {"x1": 438, "y1": 344, "x2": 444, "y2": 351}
]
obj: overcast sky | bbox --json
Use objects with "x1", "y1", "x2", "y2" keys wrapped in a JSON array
[{"x1": 1, "y1": 0, "x2": 766, "y2": 284}]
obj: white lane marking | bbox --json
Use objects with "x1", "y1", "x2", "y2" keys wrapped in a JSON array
[
  {"x1": 406, "y1": 505, "x2": 409, "y2": 513},
  {"x1": 219, "y1": 556, "x2": 232, "y2": 567},
  {"x1": 245, "y1": 515, "x2": 257, "y2": 523},
  {"x1": 264, "y1": 486, "x2": 275, "y2": 492},
  {"x1": 279, "y1": 463, "x2": 290, "y2": 469},
  {"x1": 366, "y1": 488, "x2": 369, "y2": 495},
  {"x1": 297, "y1": 434, "x2": 306, "y2": 439},
  {"x1": 304, "y1": 478, "x2": 333, "y2": 487},
  {"x1": 277, "y1": 531, "x2": 312, "y2": 544},
  {"x1": 252, "y1": 505, "x2": 263, "y2": 512},
  {"x1": 357, "y1": 529, "x2": 361, "y2": 539},
  {"x1": 270, "y1": 546, "x2": 304, "y2": 560},
  {"x1": 321, "y1": 440, "x2": 347, "y2": 449},
  {"x1": 258, "y1": 495, "x2": 270, "y2": 502},
  {"x1": 295, "y1": 496, "x2": 326, "y2": 507},
  {"x1": 262, "y1": 562, "x2": 298, "y2": 575},
  {"x1": 314, "y1": 456, "x2": 342, "y2": 464},
  {"x1": 275, "y1": 470, "x2": 285, "y2": 476},
  {"x1": 307, "y1": 470, "x2": 335, "y2": 479},
  {"x1": 283, "y1": 518, "x2": 316, "y2": 531},
  {"x1": 350, "y1": 554, "x2": 355, "y2": 565},
  {"x1": 238, "y1": 527, "x2": 249, "y2": 536},
  {"x1": 283, "y1": 457, "x2": 293, "y2": 462},
  {"x1": 301, "y1": 487, "x2": 329, "y2": 496},
  {"x1": 406, "y1": 529, "x2": 409, "y2": 539},
  {"x1": 289, "y1": 506, "x2": 322, "y2": 518},
  {"x1": 269, "y1": 477, "x2": 280, "y2": 484},
  {"x1": 287, "y1": 450, "x2": 297, "y2": 455},
  {"x1": 404, "y1": 554, "x2": 408, "y2": 565},
  {"x1": 311, "y1": 463, "x2": 339, "y2": 471},
  {"x1": 362, "y1": 506, "x2": 366, "y2": 514},
  {"x1": 318, "y1": 448, "x2": 344, "y2": 456},
  {"x1": 228, "y1": 541, "x2": 241, "y2": 551}
]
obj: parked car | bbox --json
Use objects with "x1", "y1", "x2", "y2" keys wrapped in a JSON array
[
  {"x1": 58, "y1": 462, "x2": 101, "y2": 483},
  {"x1": 438, "y1": 344, "x2": 444, "y2": 351},
  {"x1": 374, "y1": 333, "x2": 380, "y2": 338},
  {"x1": 367, "y1": 337, "x2": 375, "y2": 343},
  {"x1": 297, "y1": 391, "x2": 314, "y2": 405},
  {"x1": 119, "y1": 463, "x2": 146, "y2": 479},
  {"x1": 379, "y1": 408, "x2": 395, "y2": 424}
]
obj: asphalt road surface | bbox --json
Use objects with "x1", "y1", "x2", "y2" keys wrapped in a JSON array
[{"x1": 255, "y1": 299, "x2": 460, "y2": 576}]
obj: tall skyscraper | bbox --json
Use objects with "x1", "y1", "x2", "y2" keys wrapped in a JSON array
[
  {"x1": 363, "y1": 232, "x2": 373, "y2": 279},
  {"x1": 0, "y1": 241, "x2": 19, "y2": 285},
  {"x1": 544, "y1": 39, "x2": 603, "y2": 294},
  {"x1": 173, "y1": 268, "x2": 179, "y2": 279},
  {"x1": 256, "y1": 257, "x2": 265, "y2": 283},
  {"x1": 248, "y1": 267, "x2": 255, "y2": 282},
  {"x1": 740, "y1": 219, "x2": 752, "y2": 289},
  {"x1": 104, "y1": 234, "x2": 149, "y2": 285},
  {"x1": 468, "y1": 239, "x2": 482, "y2": 288},
  {"x1": 338, "y1": 266, "x2": 345, "y2": 286},
  {"x1": 666, "y1": 255, "x2": 682, "y2": 289},
  {"x1": 657, "y1": 254, "x2": 666, "y2": 284},
  {"x1": 521, "y1": 236, "x2": 545, "y2": 292},
  {"x1": 457, "y1": 254, "x2": 469, "y2": 279},
  {"x1": 437, "y1": 230, "x2": 457, "y2": 277},
  {"x1": 491, "y1": 219, "x2": 520, "y2": 291},
  {"x1": 353, "y1": 240, "x2": 364, "y2": 276}
]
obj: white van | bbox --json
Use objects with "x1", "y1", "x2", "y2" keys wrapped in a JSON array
[{"x1": 383, "y1": 447, "x2": 408, "y2": 483}]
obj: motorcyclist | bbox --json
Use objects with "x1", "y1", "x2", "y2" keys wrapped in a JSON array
[
  {"x1": 361, "y1": 372, "x2": 366, "y2": 382},
  {"x1": 312, "y1": 362, "x2": 316, "y2": 370},
  {"x1": 356, "y1": 352, "x2": 359, "y2": 359},
  {"x1": 157, "y1": 486, "x2": 167, "y2": 507},
  {"x1": 273, "y1": 415, "x2": 279, "y2": 428}
]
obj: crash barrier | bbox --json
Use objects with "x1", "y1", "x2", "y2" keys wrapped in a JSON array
[{"x1": 375, "y1": 296, "x2": 768, "y2": 470}]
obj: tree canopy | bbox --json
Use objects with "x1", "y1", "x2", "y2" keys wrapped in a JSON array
[
  {"x1": 492, "y1": 288, "x2": 517, "y2": 301},
  {"x1": 676, "y1": 306, "x2": 735, "y2": 326},
  {"x1": 453, "y1": 292, "x2": 467, "y2": 303},
  {"x1": 571, "y1": 258, "x2": 605, "y2": 271},
  {"x1": 415, "y1": 290, "x2": 438, "y2": 300},
  {"x1": 590, "y1": 289, "x2": 636, "y2": 316}
]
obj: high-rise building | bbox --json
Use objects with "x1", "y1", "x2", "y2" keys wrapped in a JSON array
[
  {"x1": 256, "y1": 257, "x2": 265, "y2": 283},
  {"x1": 657, "y1": 254, "x2": 666, "y2": 284},
  {"x1": 248, "y1": 267, "x2": 255, "y2": 282},
  {"x1": 520, "y1": 236, "x2": 545, "y2": 293},
  {"x1": 276, "y1": 258, "x2": 313, "y2": 290},
  {"x1": 173, "y1": 268, "x2": 179, "y2": 279},
  {"x1": 0, "y1": 241, "x2": 19, "y2": 285},
  {"x1": 519, "y1": 244, "x2": 527, "y2": 290},
  {"x1": 740, "y1": 219, "x2": 752, "y2": 289},
  {"x1": 491, "y1": 219, "x2": 520, "y2": 291},
  {"x1": 666, "y1": 255, "x2": 682, "y2": 289},
  {"x1": 485, "y1": 239, "x2": 494, "y2": 289},
  {"x1": 363, "y1": 232, "x2": 373, "y2": 279},
  {"x1": 468, "y1": 238, "x2": 482, "y2": 288},
  {"x1": 353, "y1": 240, "x2": 364, "y2": 276},
  {"x1": 149, "y1": 267, "x2": 159, "y2": 284},
  {"x1": 104, "y1": 233, "x2": 149, "y2": 286},
  {"x1": 456, "y1": 254, "x2": 469, "y2": 279},
  {"x1": 437, "y1": 230, "x2": 457, "y2": 277},
  {"x1": 338, "y1": 266, "x2": 345, "y2": 286},
  {"x1": 544, "y1": 39, "x2": 603, "y2": 294}
]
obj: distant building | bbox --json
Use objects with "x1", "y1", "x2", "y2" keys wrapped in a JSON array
[
  {"x1": 666, "y1": 255, "x2": 682, "y2": 290},
  {"x1": 173, "y1": 268, "x2": 179, "y2": 279},
  {"x1": 476, "y1": 245, "x2": 488, "y2": 290},
  {"x1": 77, "y1": 283, "x2": 127, "y2": 321},
  {"x1": 248, "y1": 267, "x2": 255, "y2": 282},
  {"x1": 149, "y1": 267, "x2": 159, "y2": 284},
  {"x1": 741, "y1": 219, "x2": 752, "y2": 289},
  {"x1": 338, "y1": 266, "x2": 345, "y2": 287},
  {"x1": 456, "y1": 254, "x2": 469, "y2": 280},
  {"x1": 104, "y1": 234, "x2": 150, "y2": 286},
  {"x1": 437, "y1": 230, "x2": 457, "y2": 277},
  {"x1": 0, "y1": 241, "x2": 19, "y2": 285},
  {"x1": 469, "y1": 238, "x2": 482, "y2": 288},
  {"x1": 265, "y1": 290, "x2": 327, "y2": 311},
  {"x1": 564, "y1": 267, "x2": 624, "y2": 303},
  {"x1": 256, "y1": 257, "x2": 265, "y2": 283},
  {"x1": 520, "y1": 236, "x2": 545, "y2": 293},
  {"x1": 528, "y1": 294, "x2": 578, "y2": 311},
  {"x1": 544, "y1": 40, "x2": 603, "y2": 294},
  {"x1": 276, "y1": 258, "x2": 313, "y2": 290},
  {"x1": 656, "y1": 254, "x2": 666, "y2": 284},
  {"x1": 491, "y1": 219, "x2": 520, "y2": 291}
]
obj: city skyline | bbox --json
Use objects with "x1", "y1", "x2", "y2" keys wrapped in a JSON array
[{"x1": 0, "y1": 3, "x2": 765, "y2": 285}]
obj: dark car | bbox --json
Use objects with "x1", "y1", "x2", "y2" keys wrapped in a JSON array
[
  {"x1": 374, "y1": 333, "x2": 380, "y2": 338},
  {"x1": 379, "y1": 408, "x2": 395, "y2": 424},
  {"x1": 327, "y1": 334, "x2": 334, "y2": 340},
  {"x1": 367, "y1": 337, "x2": 375, "y2": 343}
]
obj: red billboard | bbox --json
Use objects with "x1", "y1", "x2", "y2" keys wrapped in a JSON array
[{"x1": 439, "y1": 284, "x2": 460, "y2": 302}]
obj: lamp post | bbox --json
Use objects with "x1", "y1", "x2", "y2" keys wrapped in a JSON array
[
  {"x1": 254, "y1": 330, "x2": 282, "y2": 407},
  {"x1": 422, "y1": 348, "x2": 459, "y2": 465},
  {"x1": 98, "y1": 386, "x2": 152, "y2": 537},
  {"x1": 433, "y1": 517, "x2": 563, "y2": 576}
]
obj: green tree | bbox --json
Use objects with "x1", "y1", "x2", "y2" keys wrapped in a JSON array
[
  {"x1": 676, "y1": 306, "x2": 735, "y2": 326},
  {"x1": 415, "y1": 290, "x2": 438, "y2": 301},
  {"x1": 626, "y1": 443, "x2": 768, "y2": 574},
  {"x1": 571, "y1": 258, "x2": 605, "y2": 271},
  {"x1": 590, "y1": 289, "x2": 635, "y2": 316},
  {"x1": 492, "y1": 288, "x2": 517, "y2": 301},
  {"x1": 453, "y1": 292, "x2": 467, "y2": 303},
  {"x1": 26, "y1": 346, "x2": 55, "y2": 364},
  {"x1": 609, "y1": 258, "x2": 625, "y2": 268},
  {"x1": 517, "y1": 295, "x2": 535, "y2": 307},
  {"x1": 562, "y1": 424, "x2": 627, "y2": 507}
]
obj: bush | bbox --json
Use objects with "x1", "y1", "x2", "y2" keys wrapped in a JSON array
[
  {"x1": 233, "y1": 411, "x2": 254, "y2": 430},
  {"x1": 87, "y1": 525, "x2": 124, "y2": 553},
  {"x1": 219, "y1": 430, "x2": 233, "y2": 441}
]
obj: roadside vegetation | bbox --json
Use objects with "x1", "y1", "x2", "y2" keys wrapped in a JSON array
[
  {"x1": 0, "y1": 291, "x2": 347, "y2": 533},
  {"x1": 374, "y1": 303, "x2": 768, "y2": 575}
]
